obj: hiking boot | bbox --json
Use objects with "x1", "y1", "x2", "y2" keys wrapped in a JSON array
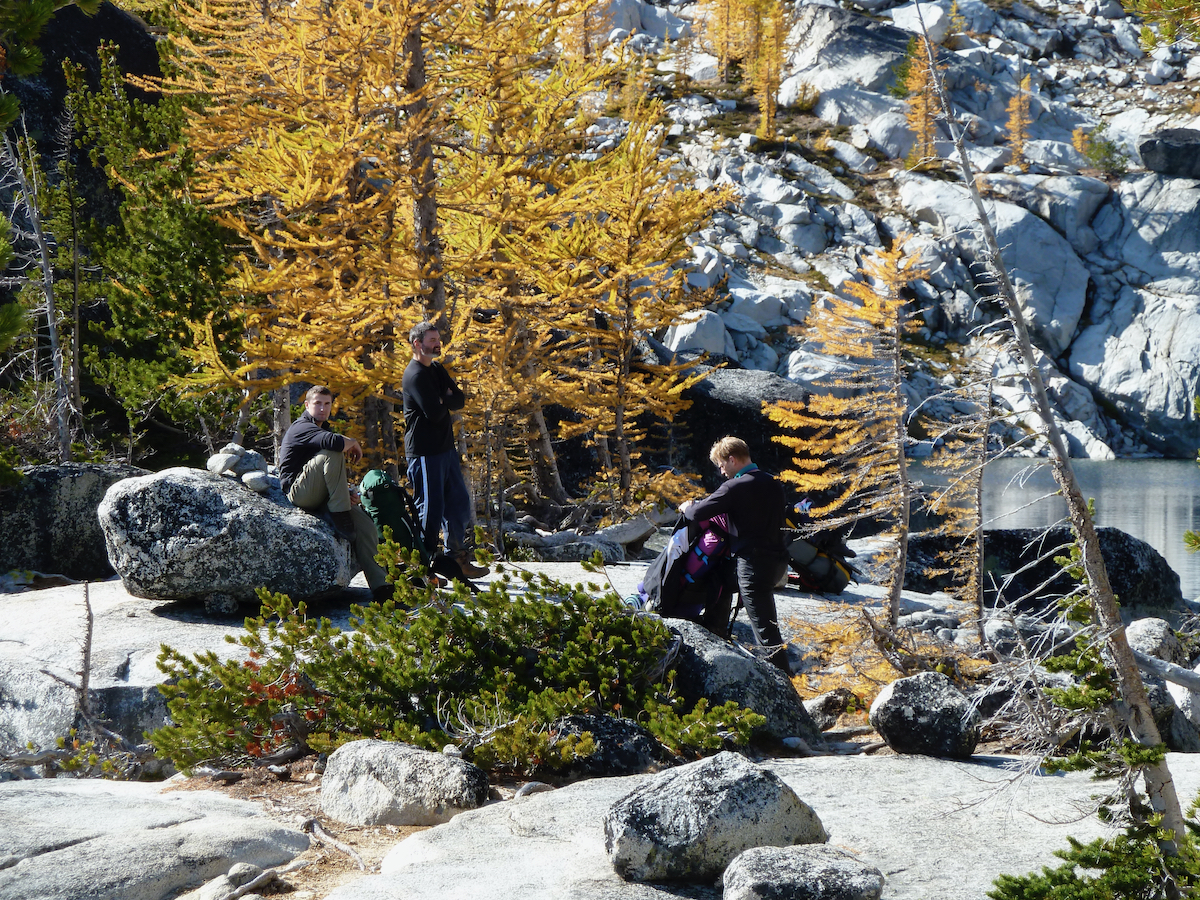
[
  {"x1": 329, "y1": 510, "x2": 357, "y2": 543},
  {"x1": 452, "y1": 549, "x2": 488, "y2": 579}
]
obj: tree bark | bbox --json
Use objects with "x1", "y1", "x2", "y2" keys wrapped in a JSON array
[
  {"x1": 404, "y1": 24, "x2": 445, "y2": 319},
  {"x1": 4, "y1": 128, "x2": 72, "y2": 461},
  {"x1": 272, "y1": 385, "x2": 290, "y2": 462}
]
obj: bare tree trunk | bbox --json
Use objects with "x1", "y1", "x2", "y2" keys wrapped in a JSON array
[
  {"x1": 888, "y1": 331, "x2": 910, "y2": 628},
  {"x1": 530, "y1": 406, "x2": 570, "y2": 504},
  {"x1": 66, "y1": 169, "x2": 82, "y2": 418},
  {"x1": 917, "y1": 25, "x2": 1186, "y2": 850},
  {"x1": 232, "y1": 389, "x2": 256, "y2": 446},
  {"x1": 404, "y1": 24, "x2": 445, "y2": 319},
  {"x1": 973, "y1": 388, "x2": 991, "y2": 642},
  {"x1": 272, "y1": 385, "x2": 290, "y2": 461},
  {"x1": 3, "y1": 127, "x2": 72, "y2": 461}
]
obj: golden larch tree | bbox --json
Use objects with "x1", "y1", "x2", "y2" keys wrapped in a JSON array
[
  {"x1": 904, "y1": 48, "x2": 942, "y2": 168},
  {"x1": 164, "y1": 0, "x2": 454, "y2": 467},
  {"x1": 518, "y1": 107, "x2": 732, "y2": 505},
  {"x1": 767, "y1": 240, "x2": 926, "y2": 623},
  {"x1": 1005, "y1": 74, "x2": 1031, "y2": 172}
]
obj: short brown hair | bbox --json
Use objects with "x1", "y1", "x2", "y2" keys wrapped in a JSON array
[
  {"x1": 409, "y1": 321, "x2": 439, "y2": 346},
  {"x1": 305, "y1": 385, "x2": 333, "y2": 403},
  {"x1": 709, "y1": 436, "x2": 750, "y2": 466}
]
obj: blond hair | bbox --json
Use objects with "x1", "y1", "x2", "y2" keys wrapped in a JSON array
[{"x1": 709, "y1": 436, "x2": 750, "y2": 466}]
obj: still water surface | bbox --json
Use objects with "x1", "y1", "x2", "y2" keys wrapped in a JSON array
[{"x1": 979, "y1": 458, "x2": 1200, "y2": 601}]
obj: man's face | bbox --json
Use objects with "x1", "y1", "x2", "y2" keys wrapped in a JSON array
[
  {"x1": 415, "y1": 329, "x2": 442, "y2": 358},
  {"x1": 305, "y1": 393, "x2": 333, "y2": 423},
  {"x1": 716, "y1": 455, "x2": 742, "y2": 479}
]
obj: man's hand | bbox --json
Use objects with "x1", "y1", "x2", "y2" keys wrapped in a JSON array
[
  {"x1": 679, "y1": 499, "x2": 696, "y2": 515},
  {"x1": 343, "y1": 437, "x2": 363, "y2": 464}
]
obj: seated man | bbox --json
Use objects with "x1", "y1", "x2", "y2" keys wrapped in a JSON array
[
  {"x1": 278, "y1": 385, "x2": 390, "y2": 600},
  {"x1": 680, "y1": 436, "x2": 792, "y2": 674}
]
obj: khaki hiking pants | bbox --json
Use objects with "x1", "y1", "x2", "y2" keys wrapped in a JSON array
[{"x1": 288, "y1": 450, "x2": 388, "y2": 591}]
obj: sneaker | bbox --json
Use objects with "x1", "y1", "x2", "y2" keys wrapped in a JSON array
[{"x1": 452, "y1": 550, "x2": 488, "y2": 579}]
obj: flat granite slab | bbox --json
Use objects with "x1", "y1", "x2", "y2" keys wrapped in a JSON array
[
  {"x1": 0, "y1": 778, "x2": 308, "y2": 900},
  {"x1": 322, "y1": 753, "x2": 1200, "y2": 900}
]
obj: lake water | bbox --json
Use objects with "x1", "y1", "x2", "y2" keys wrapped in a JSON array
[{"x1": 976, "y1": 457, "x2": 1200, "y2": 601}]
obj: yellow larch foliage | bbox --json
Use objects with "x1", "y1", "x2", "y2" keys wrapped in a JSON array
[
  {"x1": 1072, "y1": 125, "x2": 1090, "y2": 155},
  {"x1": 701, "y1": 0, "x2": 748, "y2": 81},
  {"x1": 766, "y1": 240, "x2": 926, "y2": 620},
  {"x1": 511, "y1": 106, "x2": 732, "y2": 503},
  {"x1": 165, "y1": 0, "x2": 444, "y2": 421},
  {"x1": 751, "y1": 0, "x2": 788, "y2": 139},
  {"x1": 904, "y1": 48, "x2": 942, "y2": 168},
  {"x1": 701, "y1": 0, "x2": 791, "y2": 136},
  {"x1": 1006, "y1": 74, "x2": 1031, "y2": 172}
]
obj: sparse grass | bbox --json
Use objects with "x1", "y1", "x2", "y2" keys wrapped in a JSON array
[
  {"x1": 786, "y1": 614, "x2": 992, "y2": 706},
  {"x1": 787, "y1": 616, "x2": 901, "y2": 705}
]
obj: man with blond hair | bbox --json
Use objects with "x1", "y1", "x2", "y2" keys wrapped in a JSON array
[
  {"x1": 278, "y1": 384, "x2": 390, "y2": 599},
  {"x1": 680, "y1": 435, "x2": 791, "y2": 673}
]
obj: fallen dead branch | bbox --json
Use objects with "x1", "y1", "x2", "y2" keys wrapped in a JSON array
[{"x1": 301, "y1": 817, "x2": 366, "y2": 871}]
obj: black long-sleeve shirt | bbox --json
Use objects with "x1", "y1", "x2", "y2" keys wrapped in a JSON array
[
  {"x1": 684, "y1": 465, "x2": 786, "y2": 554},
  {"x1": 277, "y1": 411, "x2": 346, "y2": 495},
  {"x1": 402, "y1": 359, "x2": 465, "y2": 458}
]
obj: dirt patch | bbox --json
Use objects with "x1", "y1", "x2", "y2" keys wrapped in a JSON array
[
  {"x1": 164, "y1": 758, "x2": 424, "y2": 898},
  {"x1": 163, "y1": 758, "x2": 538, "y2": 898}
]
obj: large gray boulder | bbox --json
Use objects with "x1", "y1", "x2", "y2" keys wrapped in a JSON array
[
  {"x1": 980, "y1": 527, "x2": 1183, "y2": 615},
  {"x1": 320, "y1": 739, "x2": 490, "y2": 826},
  {"x1": 1125, "y1": 618, "x2": 1188, "y2": 667},
  {"x1": 604, "y1": 752, "x2": 827, "y2": 883},
  {"x1": 1069, "y1": 175, "x2": 1200, "y2": 456},
  {"x1": 675, "y1": 368, "x2": 809, "y2": 479},
  {"x1": 322, "y1": 752, "x2": 1189, "y2": 900},
  {"x1": 869, "y1": 672, "x2": 981, "y2": 759},
  {"x1": 98, "y1": 467, "x2": 356, "y2": 607},
  {"x1": 1138, "y1": 129, "x2": 1200, "y2": 179},
  {"x1": 0, "y1": 779, "x2": 307, "y2": 900},
  {"x1": 557, "y1": 714, "x2": 666, "y2": 777},
  {"x1": 980, "y1": 174, "x2": 1111, "y2": 257},
  {"x1": 669, "y1": 619, "x2": 825, "y2": 747},
  {"x1": 783, "y1": 5, "x2": 911, "y2": 93},
  {"x1": 0, "y1": 463, "x2": 148, "y2": 580},
  {"x1": 0, "y1": 580, "x2": 263, "y2": 753},
  {"x1": 722, "y1": 845, "x2": 884, "y2": 900},
  {"x1": 898, "y1": 175, "x2": 1088, "y2": 357}
]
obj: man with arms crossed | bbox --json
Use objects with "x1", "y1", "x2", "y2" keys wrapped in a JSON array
[
  {"x1": 278, "y1": 385, "x2": 390, "y2": 599},
  {"x1": 403, "y1": 321, "x2": 486, "y2": 578},
  {"x1": 680, "y1": 436, "x2": 792, "y2": 674}
]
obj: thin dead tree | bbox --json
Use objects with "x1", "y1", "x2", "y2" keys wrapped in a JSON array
[
  {"x1": 0, "y1": 112, "x2": 73, "y2": 461},
  {"x1": 912, "y1": 16, "x2": 1187, "y2": 852}
]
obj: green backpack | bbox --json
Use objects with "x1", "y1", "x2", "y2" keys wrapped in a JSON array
[{"x1": 359, "y1": 469, "x2": 432, "y2": 568}]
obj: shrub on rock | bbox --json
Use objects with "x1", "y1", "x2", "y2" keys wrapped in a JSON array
[
  {"x1": 869, "y1": 671, "x2": 980, "y2": 759},
  {"x1": 722, "y1": 845, "x2": 885, "y2": 900},
  {"x1": 669, "y1": 619, "x2": 825, "y2": 746},
  {"x1": 321, "y1": 739, "x2": 489, "y2": 826},
  {"x1": 151, "y1": 571, "x2": 764, "y2": 775},
  {"x1": 604, "y1": 751, "x2": 827, "y2": 883}
]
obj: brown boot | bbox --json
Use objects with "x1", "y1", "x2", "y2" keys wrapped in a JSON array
[{"x1": 452, "y1": 549, "x2": 488, "y2": 579}]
